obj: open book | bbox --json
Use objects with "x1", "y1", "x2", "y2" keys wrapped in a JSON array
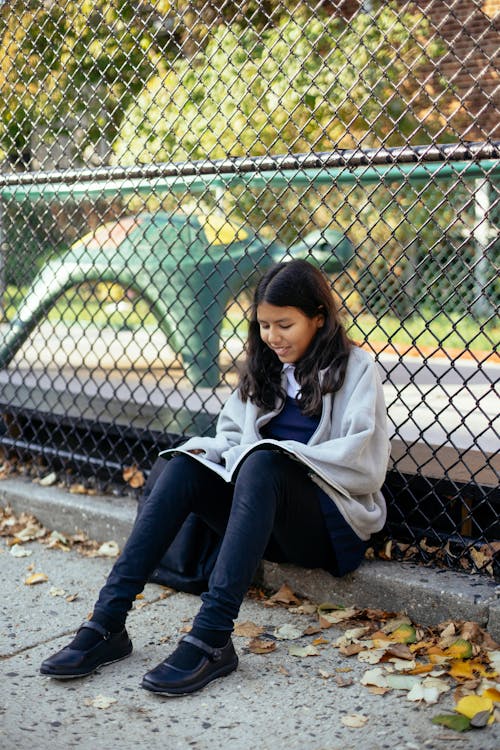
[{"x1": 160, "y1": 439, "x2": 348, "y2": 498}]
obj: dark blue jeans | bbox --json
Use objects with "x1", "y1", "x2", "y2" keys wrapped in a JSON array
[{"x1": 93, "y1": 450, "x2": 342, "y2": 633}]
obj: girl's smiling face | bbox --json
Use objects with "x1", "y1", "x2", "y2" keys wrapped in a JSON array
[{"x1": 257, "y1": 302, "x2": 324, "y2": 364}]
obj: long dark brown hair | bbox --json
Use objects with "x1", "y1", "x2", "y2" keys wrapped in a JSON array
[{"x1": 239, "y1": 259, "x2": 353, "y2": 416}]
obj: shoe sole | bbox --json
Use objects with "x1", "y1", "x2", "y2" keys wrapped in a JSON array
[
  {"x1": 141, "y1": 658, "x2": 238, "y2": 696},
  {"x1": 40, "y1": 647, "x2": 133, "y2": 680}
]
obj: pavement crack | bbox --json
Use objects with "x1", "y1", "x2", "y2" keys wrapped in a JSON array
[{"x1": 0, "y1": 628, "x2": 75, "y2": 660}]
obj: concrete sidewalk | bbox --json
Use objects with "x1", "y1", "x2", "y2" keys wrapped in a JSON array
[
  {"x1": 1, "y1": 476, "x2": 499, "y2": 750},
  {"x1": 1, "y1": 475, "x2": 498, "y2": 640}
]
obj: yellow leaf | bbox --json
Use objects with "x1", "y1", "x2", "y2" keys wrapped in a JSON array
[
  {"x1": 445, "y1": 639, "x2": 473, "y2": 659},
  {"x1": 483, "y1": 687, "x2": 500, "y2": 702},
  {"x1": 24, "y1": 572, "x2": 48, "y2": 585},
  {"x1": 455, "y1": 694, "x2": 493, "y2": 720},
  {"x1": 408, "y1": 663, "x2": 435, "y2": 675},
  {"x1": 449, "y1": 659, "x2": 494, "y2": 680},
  {"x1": 392, "y1": 623, "x2": 417, "y2": 644}
]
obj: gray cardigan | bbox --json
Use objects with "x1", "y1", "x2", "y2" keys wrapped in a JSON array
[{"x1": 162, "y1": 346, "x2": 390, "y2": 540}]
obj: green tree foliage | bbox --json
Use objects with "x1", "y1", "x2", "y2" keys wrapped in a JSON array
[
  {"x1": 0, "y1": 0, "x2": 166, "y2": 167},
  {"x1": 114, "y1": 4, "x2": 452, "y2": 166}
]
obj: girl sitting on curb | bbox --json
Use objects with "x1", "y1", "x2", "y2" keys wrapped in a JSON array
[{"x1": 41, "y1": 259, "x2": 390, "y2": 695}]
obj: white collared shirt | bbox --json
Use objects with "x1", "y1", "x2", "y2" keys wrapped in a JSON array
[{"x1": 283, "y1": 363, "x2": 301, "y2": 399}]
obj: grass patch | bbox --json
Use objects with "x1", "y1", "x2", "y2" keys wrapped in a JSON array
[{"x1": 2, "y1": 285, "x2": 497, "y2": 354}]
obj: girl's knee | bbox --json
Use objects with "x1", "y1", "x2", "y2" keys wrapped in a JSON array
[{"x1": 235, "y1": 449, "x2": 292, "y2": 489}]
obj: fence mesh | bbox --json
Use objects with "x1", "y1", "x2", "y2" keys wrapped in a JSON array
[{"x1": 0, "y1": 1, "x2": 498, "y2": 576}]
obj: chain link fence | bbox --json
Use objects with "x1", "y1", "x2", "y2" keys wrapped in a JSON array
[{"x1": 0, "y1": 1, "x2": 498, "y2": 575}]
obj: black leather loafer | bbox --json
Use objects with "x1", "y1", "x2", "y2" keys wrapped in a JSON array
[
  {"x1": 40, "y1": 620, "x2": 133, "y2": 679},
  {"x1": 141, "y1": 634, "x2": 238, "y2": 695}
]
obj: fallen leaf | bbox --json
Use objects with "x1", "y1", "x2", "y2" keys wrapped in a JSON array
[
  {"x1": 312, "y1": 636, "x2": 330, "y2": 646},
  {"x1": 273, "y1": 624, "x2": 303, "y2": 640},
  {"x1": 303, "y1": 624, "x2": 322, "y2": 636},
  {"x1": 269, "y1": 583, "x2": 301, "y2": 606},
  {"x1": 10, "y1": 544, "x2": 32, "y2": 557},
  {"x1": 388, "y1": 658, "x2": 418, "y2": 672},
  {"x1": 69, "y1": 483, "x2": 88, "y2": 495},
  {"x1": 123, "y1": 465, "x2": 145, "y2": 489},
  {"x1": 483, "y1": 687, "x2": 500, "y2": 702},
  {"x1": 234, "y1": 621, "x2": 264, "y2": 638},
  {"x1": 449, "y1": 659, "x2": 493, "y2": 680},
  {"x1": 391, "y1": 623, "x2": 417, "y2": 644},
  {"x1": 288, "y1": 644, "x2": 319, "y2": 658},
  {"x1": 84, "y1": 695, "x2": 117, "y2": 710},
  {"x1": 39, "y1": 471, "x2": 57, "y2": 487},
  {"x1": 335, "y1": 675, "x2": 354, "y2": 687},
  {"x1": 16, "y1": 523, "x2": 45, "y2": 542},
  {"x1": 455, "y1": 694, "x2": 494, "y2": 722},
  {"x1": 49, "y1": 586, "x2": 67, "y2": 597},
  {"x1": 432, "y1": 714, "x2": 471, "y2": 732},
  {"x1": 66, "y1": 593, "x2": 79, "y2": 602},
  {"x1": 341, "y1": 713, "x2": 368, "y2": 728},
  {"x1": 339, "y1": 643, "x2": 365, "y2": 657},
  {"x1": 24, "y1": 572, "x2": 48, "y2": 585},
  {"x1": 318, "y1": 669, "x2": 333, "y2": 679},
  {"x1": 96, "y1": 541, "x2": 119, "y2": 558},
  {"x1": 407, "y1": 663, "x2": 436, "y2": 675},
  {"x1": 360, "y1": 667, "x2": 389, "y2": 688},
  {"x1": 383, "y1": 643, "x2": 414, "y2": 661},
  {"x1": 445, "y1": 639, "x2": 473, "y2": 660},
  {"x1": 248, "y1": 638, "x2": 277, "y2": 655},
  {"x1": 385, "y1": 674, "x2": 420, "y2": 691},
  {"x1": 319, "y1": 607, "x2": 358, "y2": 626},
  {"x1": 406, "y1": 676, "x2": 451, "y2": 704},
  {"x1": 358, "y1": 648, "x2": 386, "y2": 665},
  {"x1": 334, "y1": 626, "x2": 371, "y2": 647},
  {"x1": 487, "y1": 651, "x2": 500, "y2": 672},
  {"x1": 289, "y1": 602, "x2": 317, "y2": 615},
  {"x1": 47, "y1": 530, "x2": 69, "y2": 547}
]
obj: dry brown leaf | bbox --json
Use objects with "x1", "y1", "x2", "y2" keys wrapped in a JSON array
[
  {"x1": 367, "y1": 685, "x2": 390, "y2": 695},
  {"x1": 123, "y1": 465, "x2": 145, "y2": 489},
  {"x1": 248, "y1": 637, "x2": 277, "y2": 655},
  {"x1": 234, "y1": 621, "x2": 265, "y2": 638},
  {"x1": 303, "y1": 624, "x2": 322, "y2": 636},
  {"x1": 269, "y1": 583, "x2": 301, "y2": 607},
  {"x1": 69, "y1": 483, "x2": 88, "y2": 495},
  {"x1": 319, "y1": 607, "x2": 358, "y2": 626},
  {"x1": 382, "y1": 643, "x2": 414, "y2": 661},
  {"x1": 335, "y1": 675, "x2": 354, "y2": 687},
  {"x1": 339, "y1": 643, "x2": 365, "y2": 657}
]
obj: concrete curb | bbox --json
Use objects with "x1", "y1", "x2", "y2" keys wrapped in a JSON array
[{"x1": 2, "y1": 476, "x2": 499, "y2": 641}]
